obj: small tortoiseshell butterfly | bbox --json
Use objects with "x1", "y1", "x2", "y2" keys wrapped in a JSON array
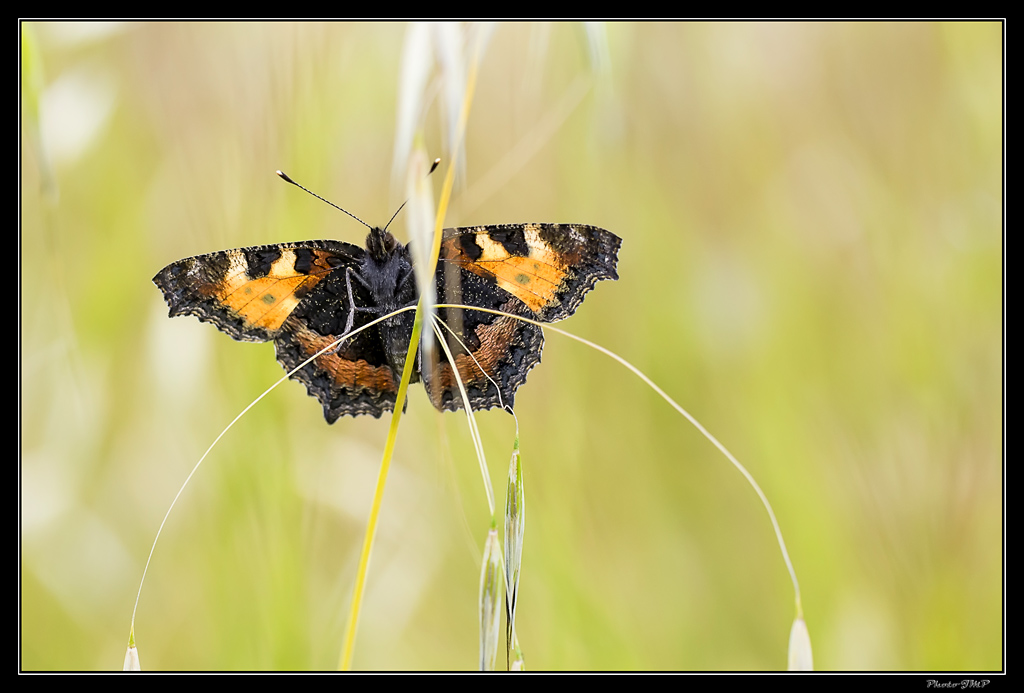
[{"x1": 154, "y1": 185, "x2": 620, "y2": 422}]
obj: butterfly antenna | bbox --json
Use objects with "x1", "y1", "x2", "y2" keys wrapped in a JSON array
[
  {"x1": 276, "y1": 170, "x2": 373, "y2": 230},
  {"x1": 382, "y1": 158, "x2": 442, "y2": 233}
]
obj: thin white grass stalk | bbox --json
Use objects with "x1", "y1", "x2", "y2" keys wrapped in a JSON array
[
  {"x1": 540, "y1": 324, "x2": 804, "y2": 609},
  {"x1": 128, "y1": 306, "x2": 417, "y2": 646},
  {"x1": 407, "y1": 144, "x2": 439, "y2": 412},
  {"x1": 433, "y1": 304, "x2": 804, "y2": 609},
  {"x1": 431, "y1": 320, "x2": 494, "y2": 515},
  {"x1": 407, "y1": 144, "x2": 437, "y2": 287}
]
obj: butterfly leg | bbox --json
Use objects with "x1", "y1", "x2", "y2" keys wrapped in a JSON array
[
  {"x1": 340, "y1": 267, "x2": 362, "y2": 338},
  {"x1": 331, "y1": 266, "x2": 379, "y2": 353}
]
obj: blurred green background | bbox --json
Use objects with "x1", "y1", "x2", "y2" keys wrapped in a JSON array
[{"x1": 20, "y1": 22, "x2": 1002, "y2": 671}]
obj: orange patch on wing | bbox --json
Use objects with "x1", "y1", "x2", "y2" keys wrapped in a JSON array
[
  {"x1": 208, "y1": 249, "x2": 334, "y2": 333},
  {"x1": 442, "y1": 229, "x2": 570, "y2": 313}
]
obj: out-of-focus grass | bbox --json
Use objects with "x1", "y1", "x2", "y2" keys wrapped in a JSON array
[{"x1": 20, "y1": 22, "x2": 1001, "y2": 671}]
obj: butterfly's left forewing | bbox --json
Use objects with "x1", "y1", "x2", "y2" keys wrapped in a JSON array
[{"x1": 153, "y1": 240, "x2": 364, "y2": 342}]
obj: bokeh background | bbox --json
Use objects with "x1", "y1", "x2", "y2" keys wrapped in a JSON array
[{"x1": 20, "y1": 22, "x2": 1002, "y2": 671}]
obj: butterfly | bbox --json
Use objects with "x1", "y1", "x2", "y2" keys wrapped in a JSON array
[{"x1": 154, "y1": 220, "x2": 620, "y2": 422}]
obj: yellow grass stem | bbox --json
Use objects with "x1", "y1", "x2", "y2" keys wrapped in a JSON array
[
  {"x1": 339, "y1": 33, "x2": 482, "y2": 671},
  {"x1": 338, "y1": 304, "x2": 425, "y2": 671}
]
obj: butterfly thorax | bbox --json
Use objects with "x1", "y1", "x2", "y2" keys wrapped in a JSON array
[
  {"x1": 361, "y1": 228, "x2": 418, "y2": 377},
  {"x1": 360, "y1": 229, "x2": 415, "y2": 310}
]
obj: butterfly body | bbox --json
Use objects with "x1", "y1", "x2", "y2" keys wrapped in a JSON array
[{"x1": 154, "y1": 223, "x2": 620, "y2": 422}]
